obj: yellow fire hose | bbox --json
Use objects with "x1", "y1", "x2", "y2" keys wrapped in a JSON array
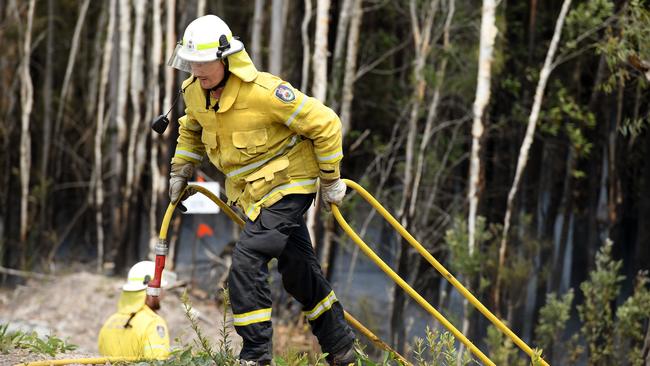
[
  {"x1": 18, "y1": 179, "x2": 546, "y2": 366},
  {"x1": 15, "y1": 185, "x2": 408, "y2": 366},
  {"x1": 334, "y1": 179, "x2": 549, "y2": 366},
  {"x1": 16, "y1": 356, "x2": 139, "y2": 366}
]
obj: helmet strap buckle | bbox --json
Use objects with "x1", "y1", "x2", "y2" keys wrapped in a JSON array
[{"x1": 217, "y1": 34, "x2": 230, "y2": 59}]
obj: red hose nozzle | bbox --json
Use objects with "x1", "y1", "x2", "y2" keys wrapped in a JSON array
[{"x1": 147, "y1": 240, "x2": 169, "y2": 297}]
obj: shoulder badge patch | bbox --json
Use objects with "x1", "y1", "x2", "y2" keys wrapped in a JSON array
[
  {"x1": 274, "y1": 84, "x2": 296, "y2": 103},
  {"x1": 156, "y1": 325, "x2": 165, "y2": 338}
]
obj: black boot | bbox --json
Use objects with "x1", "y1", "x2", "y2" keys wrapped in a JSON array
[{"x1": 327, "y1": 344, "x2": 356, "y2": 366}]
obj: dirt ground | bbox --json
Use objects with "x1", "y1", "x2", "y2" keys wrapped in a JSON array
[
  {"x1": 0, "y1": 271, "x2": 238, "y2": 365},
  {"x1": 0, "y1": 271, "x2": 320, "y2": 365}
]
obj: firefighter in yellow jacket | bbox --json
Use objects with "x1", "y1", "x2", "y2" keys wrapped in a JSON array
[
  {"x1": 98, "y1": 261, "x2": 173, "y2": 360},
  {"x1": 167, "y1": 15, "x2": 355, "y2": 366}
]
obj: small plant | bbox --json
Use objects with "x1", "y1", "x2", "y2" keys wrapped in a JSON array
[
  {"x1": 218, "y1": 288, "x2": 235, "y2": 357},
  {"x1": 0, "y1": 324, "x2": 77, "y2": 356},
  {"x1": 410, "y1": 327, "x2": 476, "y2": 366},
  {"x1": 577, "y1": 240, "x2": 624, "y2": 365},
  {"x1": 534, "y1": 289, "x2": 573, "y2": 362},
  {"x1": 485, "y1": 325, "x2": 525, "y2": 366},
  {"x1": 25, "y1": 334, "x2": 78, "y2": 357},
  {"x1": 180, "y1": 289, "x2": 238, "y2": 366},
  {"x1": 530, "y1": 348, "x2": 544, "y2": 366},
  {"x1": 614, "y1": 271, "x2": 650, "y2": 366},
  {"x1": 273, "y1": 349, "x2": 329, "y2": 366},
  {"x1": 0, "y1": 324, "x2": 25, "y2": 354}
]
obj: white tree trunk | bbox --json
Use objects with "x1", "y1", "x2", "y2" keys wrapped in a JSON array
[
  {"x1": 126, "y1": 0, "x2": 146, "y2": 201},
  {"x1": 148, "y1": 0, "x2": 163, "y2": 256},
  {"x1": 54, "y1": 0, "x2": 91, "y2": 132},
  {"x1": 328, "y1": 0, "x2": 353, "y2": 110},
  {"x1": 86, "y1": 5, "x2": 108, "y2": 119},
  {"x1": 108, "y1": 0, "x2": 131, "y2": 262},
  {"x1": 19, "y1": 0, "x2": 36, "y2": 246},
  {"x1": 398, "y1": 0, "x2": 438, "y2": 222},
  {"x1": 251, "y1": 0, "x2": 266, "y2": 69},
  {"x1": 300, "y1": 0, "x2": 313, "y2": 91},
  {"x1": 339, "y1": 0, "x2": 362, "y2": 135},
  {"x1": 95, "y1": 0, "x2": 117, "y2": 273},
  {"x1": 312, "y1": 0, "x2": 330, "y2": 101},
  {"x1": 268, "y1": 0, "x2": 286, "y2": 75},
  {"x1": 332, "y1": 0, "x2": 353, "y2": 72},
  {"x1": 116, "y1": 0, "x2": 131, "y2": 154},
  {"x1": 496, "y1": 0, "x2": 572, "y2": 305},
  {"x1": 152, "y1": 0, "x2": 176, "y2": 259},
  {"x1": 409, "y1": 0, "x2": 455, "y2": 219},
  {"x1": 468, "y1": 0, "x2": 497, "y2": 256},
  {"x1": 197, "y1": 0, "x2": 206, "y2": 16},
  {"x1": 391, "y1": 0, "x2": 439, "y2": 352},
  {"x1": 462, "y1": 0, "x2": 497, "y2": 358},
  {"x1": 308, "y1": 0, "x2": 331, "y2": 251},
  {"x1": 40, "y1": 0, "x2": 54, "y2": 238}
]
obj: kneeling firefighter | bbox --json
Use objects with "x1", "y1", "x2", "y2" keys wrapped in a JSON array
[
  {"x1": 166, "y1": 14, "x2": 356, "y2": 366},
  {"x1": 98, "y1": 261, "x2": 175, "y2": 360}
]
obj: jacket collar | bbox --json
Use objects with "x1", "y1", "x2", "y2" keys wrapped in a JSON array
[
  {"x1": 117, "y1": 290, "x2": 146, "y2": 314},
  {"x1": 228, "y1": 49, "x2": 257, "y2": 82},
  {"x1": 216, "y1": 75, "x2": 241, "y2": 113},
  {"x1": 216, "y1": 49, "x2": 257, "y2": 113}
]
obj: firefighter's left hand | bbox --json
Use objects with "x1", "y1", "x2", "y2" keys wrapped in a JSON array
[{"x1": 320, "y1": 178, "x2": 346, "y2": 210}]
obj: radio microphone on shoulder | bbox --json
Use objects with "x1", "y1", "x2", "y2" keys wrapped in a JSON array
[{"x1": 151, "y1": 89, "x2": 183, "y2": 135}]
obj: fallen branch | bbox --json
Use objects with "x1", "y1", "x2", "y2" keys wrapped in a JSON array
[{"x1": 0, "y1": 266, "x2": 54, "y2": 280}]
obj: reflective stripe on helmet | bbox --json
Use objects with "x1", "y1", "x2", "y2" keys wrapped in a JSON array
[{"x1": 184, "y1": 33, "x2": 233, "y2": 51}]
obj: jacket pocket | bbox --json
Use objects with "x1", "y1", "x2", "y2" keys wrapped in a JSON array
[
  {"x1": 232, "y1": 128, "x2": 269, "y2": 157},
  {"x1": 244, "y1": 157, "x2": 290, "y2": 202},
  {"x1": 201, "y1": 130, "x2": 218, "y2": 150},
  {"x1": 286, "y1": 139, "x2": 319, "y2": 179}
]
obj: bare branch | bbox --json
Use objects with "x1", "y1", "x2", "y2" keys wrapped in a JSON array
[{"x1": 0, "y1": 266, "x2": 54, "y2": 280}]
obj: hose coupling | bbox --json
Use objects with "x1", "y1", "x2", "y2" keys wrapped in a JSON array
[
  {"x1": 146, "y1": 286, "x2": 161, "y2": 297},
  {"x1": 155, "y1": 240, "x2": 169, "y2": 256}
]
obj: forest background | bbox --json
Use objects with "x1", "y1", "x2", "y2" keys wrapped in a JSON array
[{"x1": 0, "y1": 0, "x2": 649, "y2": 365}]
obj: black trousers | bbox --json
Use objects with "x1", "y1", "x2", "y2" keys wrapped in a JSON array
[{"x1": 228, "y1": 194, "x2": 355, "y2": 362}]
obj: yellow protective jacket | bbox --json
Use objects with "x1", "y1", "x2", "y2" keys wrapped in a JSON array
[
  {"x1": 97, "y1": 291, "x2": 170, "y2": 360},
  {"x1": 173, "y1": 50, "x2": 343, "y2": 220}
]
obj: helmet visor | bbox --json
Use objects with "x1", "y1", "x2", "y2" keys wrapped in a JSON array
[{"x1": 167, "y1": 43, "x2": 192, "y2": 73}]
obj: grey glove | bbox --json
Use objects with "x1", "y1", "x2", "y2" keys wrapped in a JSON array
[
  {"x1": 169, "y1": 162, "x2": 196, "y2": 207},
  {"x1": 320, "y1": 178, "x2": 346, "y2": 210}
]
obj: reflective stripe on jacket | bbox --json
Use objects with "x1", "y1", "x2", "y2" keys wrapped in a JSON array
[
  {"x1": 97, "y1": 291, "x2": 170, "y2": 360},
  {"x1": 174, "y1": 52, "x2": 343, "y2": 220}
]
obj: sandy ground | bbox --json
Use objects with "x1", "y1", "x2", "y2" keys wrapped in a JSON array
[{"x1": 0, "y1": 271, "x2": 241, "y2": 365}]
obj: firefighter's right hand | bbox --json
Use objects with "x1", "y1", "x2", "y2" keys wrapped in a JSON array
[{"x1": 169, "y1": 162, "x2": 196, "y2": 206}]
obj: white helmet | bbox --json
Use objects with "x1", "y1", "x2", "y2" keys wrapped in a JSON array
[
  {"x1": 168, "y1": 15, "x2": 245, "y2": 73},
  {"x1": 122, "y1": 261, "x2": 176, "y2": 292}
]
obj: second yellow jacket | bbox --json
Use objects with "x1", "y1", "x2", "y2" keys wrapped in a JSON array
[{"x1": 98, "y1": 291, "x2": 170, "y2": 360}]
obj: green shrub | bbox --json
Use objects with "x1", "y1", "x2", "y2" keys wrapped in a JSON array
[
  {"x1": 577, "y1": 240, "x2": 624, "y2": 366},
  {"x1": 615, "y1": 271, "x2": 650, "y2": 366},
  {"x1": 0, "y1": 323, "x2": 77, "y2": 356},
  {"x1": 534, "y1": 289, "x2": 574, "y2": 361},
  {"x1": 484, "y1": 325, "x2": 525, "y2": 366}
]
